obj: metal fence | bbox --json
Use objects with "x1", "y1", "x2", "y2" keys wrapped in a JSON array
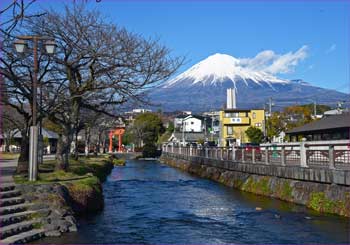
[{"x1": 162, "y1": 140, "x2": 350, "y2": 170}]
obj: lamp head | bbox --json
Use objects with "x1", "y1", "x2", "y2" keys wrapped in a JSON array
[{"x1": 14, "y1": 39, "x2": 27, "y2": 53}]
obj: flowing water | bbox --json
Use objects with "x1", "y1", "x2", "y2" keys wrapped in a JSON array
[{"x1": 34, "y1": 160, "x2": 350, "y2": 244}]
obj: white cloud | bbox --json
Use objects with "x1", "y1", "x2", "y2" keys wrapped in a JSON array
[
  {"x1": 239, "y1": 45, "x2": 308, "y2": 75},
  {"x1": 325, "y1": 44, "x2": 336, "y2": 54}
]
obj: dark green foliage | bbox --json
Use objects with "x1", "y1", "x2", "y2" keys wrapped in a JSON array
[
  {"x1": 245, "y1": 126, "x2": 264, "y2": 144},
  {"x1": 142, "y1": 144, "x2": 158, "y2": 158}
]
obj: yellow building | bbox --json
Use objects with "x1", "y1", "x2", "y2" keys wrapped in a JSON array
[{"x1": 219, "y1": 108, "x2": 265, "y2": 146}]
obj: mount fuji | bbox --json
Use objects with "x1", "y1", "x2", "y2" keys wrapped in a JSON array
[{"x1": 150, "y1": 53, "x2": 348, "y2": 112}]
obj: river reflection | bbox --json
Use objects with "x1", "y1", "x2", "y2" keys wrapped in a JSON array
[{"x1": 33, "y1": 160, "x2": 350, "y2": 244}]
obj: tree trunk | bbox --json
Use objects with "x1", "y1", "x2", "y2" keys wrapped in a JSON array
[
  {"x1": 74, "y1": 130, "x2": 79, "y2": 160},
  {"x1": 16, "y1": 130, "x2": 29, "y2": 174},
  {"x1": 84, "y1": 127, "x2": 90, "y2": 157},
  {"x1": 56, "y1": 129, "x2": 73, "y2": 171},
  {"x1": 4, "y1": 137, "x2": 10, "y2": 152}
]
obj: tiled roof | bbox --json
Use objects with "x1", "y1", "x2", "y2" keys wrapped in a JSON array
[{"x1": 287, "y1": 113, "x2": 350, "y2": 134}]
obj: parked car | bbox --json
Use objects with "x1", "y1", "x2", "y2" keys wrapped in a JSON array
[
  {"x1": 239, "y1": 143, "x2": 261, "y2": 153},
  {"x1": 204, "y1": 141, "x2": 216, "y2": 147}
]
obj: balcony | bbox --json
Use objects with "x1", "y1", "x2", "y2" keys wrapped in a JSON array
[{"x1": 222, "y1": 117, "x2": 250, "y2": 125}]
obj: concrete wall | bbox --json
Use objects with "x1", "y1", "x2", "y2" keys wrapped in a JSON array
[{"x1": 160, "y1": 153, "x2": 350, "y2": 217}]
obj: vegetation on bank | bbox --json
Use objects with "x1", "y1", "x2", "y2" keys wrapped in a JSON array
[
  {"x1": 14, "y1": 154, "x2": 113, "y2": 186},
  {"x1": 0, "y1": 152, "x2": 19, "y2": 160}
]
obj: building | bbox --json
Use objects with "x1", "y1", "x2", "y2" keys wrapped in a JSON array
[
  {"x1": 219, "y1": 108, "x2": 265, "y2": 146},
  {"x1": 124, "y1": 108, "x2": 152, "y2": 123},
  {"x1": 0, "y1": 128, "x2": 59, "y2": 153},
  {"x1": 286, "y1": 113, "x2": 350, "y2": 141},
  {"x1": 218, "y1": 88, "x2": 265, "y2": 146},
  {"x1": 183, "y1": 115, "x2": 203, "y2": 132}
]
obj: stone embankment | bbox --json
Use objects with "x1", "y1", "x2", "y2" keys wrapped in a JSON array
[
  {"x1": 0, "y1": 159, "x2": 114, "y2": 244},
  {"x1": 160, "y1": 155, "x2": 350, "y2": 217}
]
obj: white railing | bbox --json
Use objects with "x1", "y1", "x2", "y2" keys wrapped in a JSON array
[{"x1": 162, "y1": 140, "x2": 350, "y2": 170}]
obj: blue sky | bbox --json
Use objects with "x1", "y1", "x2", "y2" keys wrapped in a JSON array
[{"x1": 4, "y1": 0, "x2": 350, "y2": 93}]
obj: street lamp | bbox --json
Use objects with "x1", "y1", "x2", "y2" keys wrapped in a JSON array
[{"x1": 14, "y1": 35, "x2": 56, "y2": 181}]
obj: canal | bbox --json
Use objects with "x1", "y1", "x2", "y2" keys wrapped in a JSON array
[{"x1": 34, "y1": 160, "x2": 349, "y2": 244}]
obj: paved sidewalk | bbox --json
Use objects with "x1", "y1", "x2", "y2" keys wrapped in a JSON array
[
  {"x1": 0, "y1": 158, "x2": 18, "y2": 184},
  {"x1": 0, "y1": 155, "x2": 56, "y2": 184}
]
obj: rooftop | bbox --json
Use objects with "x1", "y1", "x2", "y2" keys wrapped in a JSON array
[{"x1": 287, "y1": 113, "x2": 350, "y2": 134}]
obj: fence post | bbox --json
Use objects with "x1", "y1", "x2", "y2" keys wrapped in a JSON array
[
  {"x1": 232, "y1": 147, "x2": 236, "y2": 161},
  {"x1": 190, "y1": 145, "x2": 193, "y2": 157},
  {"x1": 265, "y1": 146, "x2": 269, "y2": 165},
  {"x1": 242, "y1": 148, "x2": 245, "y2": 163},
  {"x1": 281, "y1": 146, "x2": 286, "y2": 166},
  {"x1": 300, "y1": 141, "x2": 308, "y2": 167},
  {"x1": 179, "y1": 145, "x2": 182, "y2": 155},
  {"x1": 205, "y1": 147, "x2": 208, "y2": 158},
  {"x1": 252, "y1": 148, "x2": 255, "y2": 163},
  {"x1": 329, "y1": 145, "x2": 335, "y2": 169},
  {"x1": 172, "y1": 144, "x2": 174, "y2": 153},
  {"x1": 221, "y1": 148, "x2": 223, "y2": 160}
]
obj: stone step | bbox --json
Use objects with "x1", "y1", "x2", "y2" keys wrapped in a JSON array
[
  {"x1": 0, "y1": 219, "x2": 40, "y2": 240},
  {"x1": 0, "y1": 184, "x2": 16, "y2": 193},
  {"x1": 0, "y1": 210, "x2": 36, "y2": 226},
  {"x1": 0, "y1": 203, "x2": 32, "y2": 215},
  {"x1": 0, "y1": 228, "x2": 45, "y2": 244},
  {"x1": 0, "y1": 197, "x2": 25, "y2": 207},
  {"x1": 0, "y1": 190, "x2": 21, "y2": 199}
]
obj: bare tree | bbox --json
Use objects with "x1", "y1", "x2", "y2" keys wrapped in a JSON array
[
  {"x1": 23, "y1": 3, "x2": 183, "y2": 170},
  {"x1": 0, "y1": 0, "x2": 45, "y2": 36}
]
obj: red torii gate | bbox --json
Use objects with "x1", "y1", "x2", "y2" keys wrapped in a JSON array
[{"x1": 108, "y1": 127, "x2": 125, "y2": 153}]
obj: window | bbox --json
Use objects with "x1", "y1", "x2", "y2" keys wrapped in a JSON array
[
  {"x1": 227, "y1": 126, "x2": 233, "y2": 135},
  {"x1": 252, "y1": 112, "x2": 256, "y2": 119}
]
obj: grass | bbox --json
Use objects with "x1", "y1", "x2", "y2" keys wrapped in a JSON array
[
  {"x1": 14, "y1": 154, "x2": 113, "y2": 184},
  {"x1": 0, "y1": 152, "x2": 19, "y2": 160}
]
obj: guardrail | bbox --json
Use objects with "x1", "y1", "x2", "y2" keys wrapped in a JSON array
[{"x1": 162, "y1": 140, "x2": 350, "y2": 170}]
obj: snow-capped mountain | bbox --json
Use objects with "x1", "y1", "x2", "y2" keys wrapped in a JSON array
[
  {"x1": 164, "y1": 53, "x2": 289, "y2": 88},
  {"x1": 150, "y1": 53, "x2": 348, "y2": 112}
]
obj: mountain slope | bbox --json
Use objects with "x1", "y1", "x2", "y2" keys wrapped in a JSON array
[{"x1": 150, "y1": 53, "x2": 348, "y2": 111}]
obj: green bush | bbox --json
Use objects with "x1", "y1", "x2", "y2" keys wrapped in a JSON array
[{"x1": 142, "y1": 144, "x2": 158, "y2": 158}]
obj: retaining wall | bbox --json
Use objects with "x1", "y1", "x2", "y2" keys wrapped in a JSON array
[{"x1": 160, "y1": 153, "x2": 350, "y2": 217}]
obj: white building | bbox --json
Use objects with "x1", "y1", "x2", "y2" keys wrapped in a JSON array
[{"x1": 183, "y1": 115, "x2": 203, "y2": 132}]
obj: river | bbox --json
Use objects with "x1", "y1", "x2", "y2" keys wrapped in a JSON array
[{"x1": 34, "y1": 160, "x2": 350, "y2": 244}]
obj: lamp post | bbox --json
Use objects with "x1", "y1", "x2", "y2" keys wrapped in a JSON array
[{"x1": 14, "y1": 36, "x2": 56, "y2": 181}]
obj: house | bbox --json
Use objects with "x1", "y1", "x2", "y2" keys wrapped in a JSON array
[
  {"x1": 167, "y1": 132, "x2": 219, "y2": 146},
  {"x1": 219, "y1": 108, "x2": 265, "y2": 146},
  {"x1": 286, "y1": 113, "x2": 350, "y2": 141},
  {"x1": 124, "y1": 108, "x2": 152, "y2": 123},
  {"x1": 183, "y1": 115, "x2": 204, "y2": 132},
  {"x1": 0, "y1": 128, "x2": 59, "y2": 153}
]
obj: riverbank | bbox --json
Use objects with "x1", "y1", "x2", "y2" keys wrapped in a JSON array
[
  {"x1": 11, "y1": 155, "x2": 114, "y2": 239},
  {"x1": 160, "y1": 154, "x2": 350, "y2": 217}
]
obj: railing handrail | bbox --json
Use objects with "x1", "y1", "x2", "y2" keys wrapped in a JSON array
[{"x1": 162, "y1": 140, "x2": 350, "y2": 170}]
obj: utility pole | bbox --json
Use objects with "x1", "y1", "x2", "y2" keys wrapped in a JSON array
[
  {"x1": 182, "y1": 119, "x2": 185, "y2": 146},
  {"x1": 268, "y1": 97, "x2": 274, "y2": 117},
  {"x1": 263, "y1": 103, "x2": 267, "y2": 138},
  {"x1": 266, "y1": 98, "x2": 274, "y2": 143},
  {"x1": 313, "y1": 100, "x2": 317, "y2": 118}
]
